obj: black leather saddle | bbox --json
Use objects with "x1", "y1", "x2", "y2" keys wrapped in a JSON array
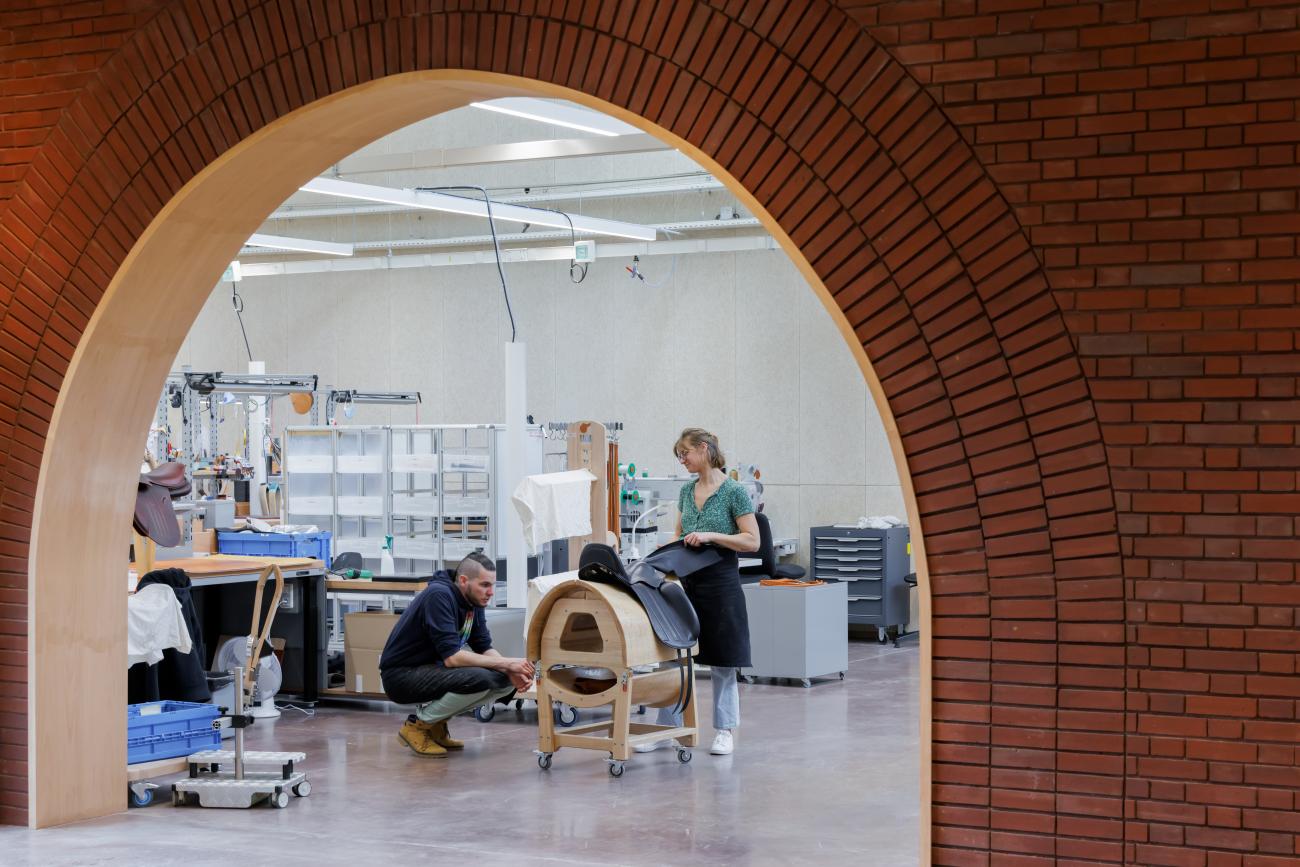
[
  {"x1": 578, "y1": 542, "x2": 709, "y2": 715},
  {"x1": 134, "y1": 462, "x2": 192, "y2": 548},
  {"x1": 577, "y1": 543, "x2": 700, "y2": 649}
]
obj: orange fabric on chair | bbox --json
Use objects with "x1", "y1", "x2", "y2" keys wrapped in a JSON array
[{"x1": 758, "y1": 578, "x2": 825, "y2": 587}]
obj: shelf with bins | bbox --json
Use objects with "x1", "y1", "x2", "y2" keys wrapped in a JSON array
[{"x1": 286, "y1": 424, "x2": 540, "y2": 573}]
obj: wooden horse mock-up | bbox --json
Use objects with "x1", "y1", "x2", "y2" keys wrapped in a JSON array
[{"x1": 528, "y1": 577, "x2": 699, "y2": 777}]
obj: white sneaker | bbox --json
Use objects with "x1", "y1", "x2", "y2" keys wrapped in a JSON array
[
  {"x1": 633, "y1": 738, "x2": 676, "y2": 754},
  {"x1": 710, "y1": 730, "x2": 734, "y2": 755}
]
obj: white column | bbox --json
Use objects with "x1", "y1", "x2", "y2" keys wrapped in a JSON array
[
  {"x1": 503, "y1": 342, "x2": 527, "y2": 609},
  {"x1": 248, "y1": 360, "x2": 267, "y2": 503}
]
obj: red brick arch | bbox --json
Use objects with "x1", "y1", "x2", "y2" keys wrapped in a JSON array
[{"x1": 0, "y1": 3, "x2": 1129, "y2": 862}]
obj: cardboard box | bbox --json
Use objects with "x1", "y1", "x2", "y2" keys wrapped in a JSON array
[
  {"x1": 191, "y1": 520, "x2": 215, "y2": 555},
  {"x1": 344, "y1": 612, "x2": 399, "y2": 695}
]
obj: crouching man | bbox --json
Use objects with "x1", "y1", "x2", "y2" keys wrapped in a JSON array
[{"x1": 379, "y1": 552, "x2": 535, "y2": 757}]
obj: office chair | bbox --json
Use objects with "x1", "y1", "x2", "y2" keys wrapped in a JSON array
[
  {"x1": 739, "y1": 512, "x2": 807, "y2": 583},
  {"x1": 893, "y1": 572, "x2": 919, "y2": 647},
  {"x1": 330, "y1": 551, "x2": 364, "y2": 574}
]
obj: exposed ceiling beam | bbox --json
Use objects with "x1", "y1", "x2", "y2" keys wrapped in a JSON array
[
  {"x1": 239, "y1": 218, "x2": 760, "y2": 257},
  {"x1": 298, "y1": 177, "x2": 657, "y2": 241},
  {"x1": 238, "y1": 234, "x2": 779, "y2": 278},
  {"x1": 270, "y1": 175, "x2": 723, "y2": 220},
  {"x1": 336, "y1": 133, "x2": 668, "y2": 175}
]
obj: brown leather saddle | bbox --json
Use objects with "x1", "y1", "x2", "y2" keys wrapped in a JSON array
[{"x1": 133, "y1": 462, "x2": 191, "y2": 547}]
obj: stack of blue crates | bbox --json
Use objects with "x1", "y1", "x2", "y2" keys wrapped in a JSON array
[
  {"x1": 216, "y1": 530, "x2": 332, "y2": 563},
  {"x1": 127, "y1": 701, "x2": 222, "y2": 764}
]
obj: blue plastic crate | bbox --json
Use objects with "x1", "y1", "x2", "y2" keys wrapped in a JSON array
[
  {"x1": 127, "y1": 701, "x2": 221, "y2": 764},
  {"x1": 216, "y1": 530, "x2": 331, "y2": 562}
]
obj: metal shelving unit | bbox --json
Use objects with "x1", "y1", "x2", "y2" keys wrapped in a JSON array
[{"x1": 284, "y1": 424, "x2": 539, "y2": 571}]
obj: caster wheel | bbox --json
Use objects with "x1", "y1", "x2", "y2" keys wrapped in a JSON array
[
  {"x1": 515, "y1": 699, "x2": 524, "y2": 711},
  {"x1": 473, "y1": 704, "x2": 495, "y2": 723},
  {"x1": 636, "y1": 705, "x2": 646, "y2": 715},
  {"x1": 801, "y1": 678, "x2": 812, "y2": 688},
  {"x1": 271, "y1": 790, "x2": 290, "y2": 809},
  {"x1": 839, "y1": 671, "x2": 846, "y2": 680},
  {"x1": 676, "y1": 749, "x2": 692, "y2": 764},
  {"x1": 128, "y1": 787, "x2": 152, "y2": 808},
  {"x1": 293, "y1": 781, "x2": 311, "y2": 798},
  {"x1": 741, "y1": 675, "x2": 755, "y2": 685},
  {"x1": 608, "y1": 761, "x2": 625, "y2": 778},
  {"x1": 556, "y1": 705, "x2": 578, "y2": 727},
  {"x1": 171, "y1": 789, "x2": 184, "y2": 807},
  {"x1": 538, "y1": 753, "x2": 553, "y2": 770}
]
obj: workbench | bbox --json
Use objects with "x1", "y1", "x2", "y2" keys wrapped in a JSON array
[
  {"x1": 321, "y1": 578, "x2": 527, "y2": 701},
  {"x1": 132, "y1": 554, "x2": 327, "y2": 703}
]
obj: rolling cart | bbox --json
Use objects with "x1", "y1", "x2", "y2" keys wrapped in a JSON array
[{"x1": 173, "y1": 564, "x2": 312, "y2": 809}]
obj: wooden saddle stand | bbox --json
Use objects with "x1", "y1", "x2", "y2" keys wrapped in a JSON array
[{"x1": 528, "y1": 578, "x2": 698, "y2": 777}]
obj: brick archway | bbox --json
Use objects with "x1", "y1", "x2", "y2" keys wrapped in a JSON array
[{"x1": 0, "y1": 4, "x2": 1126, "y2": 863}]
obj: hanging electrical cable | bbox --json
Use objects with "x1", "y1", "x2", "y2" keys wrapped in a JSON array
[
  {"x1": 533, "y1": 206, "x2": 587, "y2": 283},
  {"x1": 231, "y1": 280, "x2": 254, "y2": 361},
  {"x1": 414, "y1": 185, "x2": 517, "y2": 342}
]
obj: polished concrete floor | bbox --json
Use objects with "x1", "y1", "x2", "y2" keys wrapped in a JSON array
[{"x1": 2, "y1": 640, "x2": 919, "y2": 866}]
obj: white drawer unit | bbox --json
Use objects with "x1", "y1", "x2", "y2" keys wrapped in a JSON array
[{"x1": 810, "y1": 525, "x2": 910, "y2": 641}]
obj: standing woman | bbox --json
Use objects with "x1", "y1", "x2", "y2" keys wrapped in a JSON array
[{"x1": 638, "y1": 427, "x2": 759, "y2": 756}]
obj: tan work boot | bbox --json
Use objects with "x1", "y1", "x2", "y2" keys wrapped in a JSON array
[
  {"x1": 398, "y1": 717, "x2": 447, "y2": 758},
  {"x1": 429, "y1": 719, "x2": 464, "y2": 750}
]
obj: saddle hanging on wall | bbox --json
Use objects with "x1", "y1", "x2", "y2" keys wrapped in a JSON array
[{"x1": 133, "y1": 462, "x2": 191, "y2": 548}]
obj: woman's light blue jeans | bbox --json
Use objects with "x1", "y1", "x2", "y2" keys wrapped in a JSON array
[{"x1": 656, "y1": 665, "x2": 739, "y2": 731}]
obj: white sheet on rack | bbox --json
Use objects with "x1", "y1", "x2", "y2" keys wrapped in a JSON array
[
  {"x1": 127, "y1": 582, "x2": 192, "y2": 667},
  {"x1": 511, "y1": 469, "x2": 596, "y2": 553}
]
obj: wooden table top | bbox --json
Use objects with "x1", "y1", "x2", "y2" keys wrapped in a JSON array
[
  {"x1": 138, "y1": 554, "x2": 323, "y2": 577},
  {"x1": 326, "y1": 578, "x2": 428, "y2": 593}
]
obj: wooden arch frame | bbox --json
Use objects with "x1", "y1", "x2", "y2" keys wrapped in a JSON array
[{"x1": 0, "y1": 5, "x2": 1126, "y2": 863}]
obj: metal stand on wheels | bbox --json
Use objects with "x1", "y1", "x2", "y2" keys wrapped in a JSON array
[{"x1": 173, "y1": 565, "x2": 312, "y2": 809}]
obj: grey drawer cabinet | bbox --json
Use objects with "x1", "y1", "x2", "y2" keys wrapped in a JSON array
[
  {"x1": 809, "y1": 525, "x2": 910, "y2": 640},
  {"x1": 741, "y1": 581, "x2": 848, "y2": 687}
]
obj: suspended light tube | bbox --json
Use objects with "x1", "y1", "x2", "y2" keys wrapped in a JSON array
[
  {"x1": 299, "y1": 177, "x2": 656, "y2": 242},
  {"x1": 468, "y1": 98, "x2": 639, "y2": 137},
  {"x1": 245, "y1": 233, "x2": 354, "y2": 256}
]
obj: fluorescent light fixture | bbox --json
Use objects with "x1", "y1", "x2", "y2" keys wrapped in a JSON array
[
  {"x1": 469, "y1": 98, "x2": 640, "y2": 137},
  {"x1": 245, "y1": 233, "x2": 354, "y2": 256},
  {"x1": 299, "y1": 177, "x2": 656, "y2": 242}
]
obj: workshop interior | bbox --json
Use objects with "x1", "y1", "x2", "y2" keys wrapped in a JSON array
[{"x1": 105, "y1": 99, "x2": 921, "y2": 858}]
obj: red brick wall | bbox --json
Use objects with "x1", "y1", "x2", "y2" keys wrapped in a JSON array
[
  {"x1": 0, "y1": 2, "x2": 164, "y2": 200},
  {"x1": 0, "y1": 2, "x2": 1291, "y2": 863},
  {"x1": 0, "y1": 0, "x2": 166, "y2": 826},
  {"x1": 835, "y1": 1, "x2": 1300, "y2": 864}
]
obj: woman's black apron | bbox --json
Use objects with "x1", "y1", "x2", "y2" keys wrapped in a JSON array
[{"x1": 681, "y1": 548, "x2": 751, "y2": 668}]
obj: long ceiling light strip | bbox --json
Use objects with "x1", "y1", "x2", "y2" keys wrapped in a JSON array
[
  {"x1": 468, "y1": 98, "x2": 640, "y2": 137},
  {"x1": 237, "y1": 234, "x2": 779, "y2": 278},
  {"x1": 271, "y1": 177, "x2": 722, "y2": 221},
  {"x1": 299, "y1": 177, "x2": 656, "y2": 242},
  {"x1": 240, "y1": 218, "x2": 761, "y2": 256},
  {"x1": 245, "y1": 233, "x2": 354, "y2": 256}
]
